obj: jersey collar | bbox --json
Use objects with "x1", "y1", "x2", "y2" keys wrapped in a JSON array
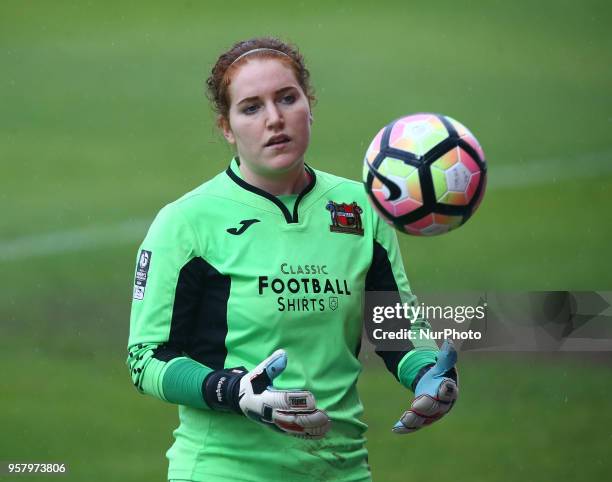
[{"x1": 225, "y1": 157, "x2": 317, "y2": 224}]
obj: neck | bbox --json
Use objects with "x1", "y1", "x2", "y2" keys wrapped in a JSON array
[{"x1": 238, "y1": 160, "x2": 309, "y2": 196}]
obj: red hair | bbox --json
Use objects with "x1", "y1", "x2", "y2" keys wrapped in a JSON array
[{"x1": 206, "y1": 37, "x2": 315, "y2": 121}]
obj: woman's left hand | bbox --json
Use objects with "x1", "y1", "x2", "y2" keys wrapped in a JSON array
[{"x1": 392, "y1": 340, "x2": 459, "y2": 434}]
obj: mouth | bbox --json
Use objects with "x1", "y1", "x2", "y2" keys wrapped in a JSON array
[{"x1": 264, "y1": 134, "x2": 291, "y2": 147}]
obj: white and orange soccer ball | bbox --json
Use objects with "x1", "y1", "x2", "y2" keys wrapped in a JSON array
[{"x1": 362, "y1": 113, "x2": 487, "y2": 236}]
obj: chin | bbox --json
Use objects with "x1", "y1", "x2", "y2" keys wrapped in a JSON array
[{"x1": 263, "y1": 152, "x2": 304, "y2": 173}]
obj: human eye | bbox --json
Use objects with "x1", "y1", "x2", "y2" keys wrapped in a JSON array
[
  {"x1": 242, "y1": 103, "x2": 260, "y2": 115},
  {"x1": 279, "y1": 94, "x2": 296, "y2": 105}
]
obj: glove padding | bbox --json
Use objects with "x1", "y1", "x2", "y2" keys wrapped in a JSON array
[
  {"x1": 393, "y1": 340, "x2": 459, "y2": 434},
  {"x1": 239, "y1": 349, "x2": 331, "y2": 439}
]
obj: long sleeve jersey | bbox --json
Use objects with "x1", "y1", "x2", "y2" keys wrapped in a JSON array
[{"x1": 127, "y1": 158, "x2": 438, "y2": 482}]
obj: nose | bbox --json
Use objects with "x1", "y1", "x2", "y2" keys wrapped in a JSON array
[{"x1": 265, "y1": 102, "x2": 284, "y2": 130}]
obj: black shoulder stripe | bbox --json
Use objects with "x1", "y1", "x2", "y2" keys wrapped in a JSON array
[
  {"x1": 365, "y1": 240, "x2": 399, "y2": 292},
  {"x1": 366, "y1": 240, "x2": 411, "y2": 378},
  {"x1": 165, "y1": 257, "x2": 231, "y2": 370}
]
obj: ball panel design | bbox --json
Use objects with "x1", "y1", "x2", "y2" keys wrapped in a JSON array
[
  {"x1": 378, "y1": 157, "x2": 415, "y2": 178},
  {"x1": 432, "y1": 146, "x2": 460, "y2": 170},
  {"x1": 372, "y1": 157, "x2": 423, "y2": 216},
  {"x1": 370, "y1": 176, "x2": 383, "y2": 191},
  {"x1": 445, "y1": 162, "x2": 471, "y2": 193},
  {"x1": 406, "y1": 213, "x2": 435, "y2": 230},
  {"x1": 420, "y1": 224, "x2": 449, "y2": 236},
  {"x1": 471, "y1": 172, "x2": 487, "y2": 213},
  {"x1": 371, "y1": 187, "x2": 391, "y2": 213},
  {"x1": 406, "y1": 170, "x2": 422, "y2": 203},
  {"x1": 393, "y1": 197, "x2": 422, "y2": 217},
  {"x1": 446, "y1": 116, "x2": 470, "y2": 137},
  {"x1": 446, "y1": 115, "x2": 485, "y2": 162},
  {"x1": 370, "y1": 198, "x2": 394, "y2": 225},
  {"x1": 389, "y1": 121, "x2": 416, "y2": 153},
  {"x1": 392, "y1": 136, "x2": 417, "y2": 152},
  {"x1": 460, "y1": 132, "x2": 485, "y2": 164},
  {"x1": 363, "y1": 113, "x2": 487, "y2": 236},
  {"x1": 466, "y1": 171, "x2": 482, "y2": 202},
  {"x1": 431, "y1": 166, "x2": 448, "y2": 202},
  {"x1": 389, "y1": 115, "x2": 448, "y2": 156},
  {"x1": 403, "y1": 213, "x2": 463, "y2": 236},
  {"x1": 439, "y1": 191, "x2": 467, "y2": 205},
  {"x1": 458, "y1": 148, "x2": 480, "y2": 174},
  {"x1": 403, "y1": 225, "x2": 425, "y2": 236}
]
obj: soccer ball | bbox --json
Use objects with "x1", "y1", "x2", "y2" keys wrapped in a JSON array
[{"x1": 362, "y1": 113, "x2": 487, "y2": 236}]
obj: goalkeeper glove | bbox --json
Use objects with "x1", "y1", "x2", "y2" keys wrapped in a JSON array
[
  {"x1": 392, "y1": 339, "x2": 459, "y2": 434},
  {"x1": 203, "y1": 349, "x2": 331, "y2": 439}
]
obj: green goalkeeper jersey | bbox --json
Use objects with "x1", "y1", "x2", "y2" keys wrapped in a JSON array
[{"x1": 128, "y1": 158, "x2": 438, "y2": 482}]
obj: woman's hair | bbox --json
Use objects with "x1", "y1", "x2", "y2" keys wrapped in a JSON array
[{"x1": 206, "y1": 37, "x2": 315, "y2": 120}]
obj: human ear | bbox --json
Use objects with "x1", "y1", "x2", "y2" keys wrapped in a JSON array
[{"x1": 218, "y1": 115, "x2": 236, "y2": 144}]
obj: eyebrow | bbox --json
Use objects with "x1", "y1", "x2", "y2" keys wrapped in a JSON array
[{"x1": 236, "y1": 86, "x2": 297, "y2": 106}]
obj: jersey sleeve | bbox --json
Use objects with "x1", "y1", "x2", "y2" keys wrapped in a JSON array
[
  {"x1": 127, "y1": 203, "x2": 213, "y2": 409},
  {"x1": 365, "y1": 214, "x2": 439, "y2": 392}
]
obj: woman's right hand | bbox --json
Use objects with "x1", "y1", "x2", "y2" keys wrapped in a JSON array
[{"x1": 204, "y1": 349, "x2": 331, "y2": 439}]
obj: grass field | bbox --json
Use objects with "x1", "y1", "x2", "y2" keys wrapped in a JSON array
[
  {"x1": 1, "y1": 0, "x2": 611, "y2": 480},
  {"x1": 1, "y1": 345, "x2": 611, "y2": 481}
]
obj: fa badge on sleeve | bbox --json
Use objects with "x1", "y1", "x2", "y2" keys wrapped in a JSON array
[{"x1": 133, "y1": 250, "x2": 152, "y2": 300}]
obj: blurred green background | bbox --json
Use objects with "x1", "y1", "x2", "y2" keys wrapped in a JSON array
[{"x1": 1, "y1": 0, "x2": 611, "y2": 480}]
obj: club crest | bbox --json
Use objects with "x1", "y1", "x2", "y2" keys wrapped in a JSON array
[{"x1": 326, "y1": 201, "x2": 364, "y2": 236}]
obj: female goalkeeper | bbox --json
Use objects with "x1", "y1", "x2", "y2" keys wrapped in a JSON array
[{"x1": 127, "y1": 37, "x2": 458, "y2": 482}]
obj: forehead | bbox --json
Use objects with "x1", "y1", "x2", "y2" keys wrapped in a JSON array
[{"x1": 227, "y1": 58, "x2": 300, "y2": 103}]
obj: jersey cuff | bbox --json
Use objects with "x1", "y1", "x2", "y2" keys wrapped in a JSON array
[
  {"x1": 162, "y1": 357, "x2": 214, "y2": 409},
  {"x1": 397, "y1": 348, "x2": 438, "y2": 392}
]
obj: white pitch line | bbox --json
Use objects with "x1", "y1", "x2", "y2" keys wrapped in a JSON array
[
  {"x1": 1, "y1": 149, "x2": 611, "y2": 262},
  {"x1": 0, "y1": 218, "x2": 151, "y2": 262},
  {"x1": 488, "y1": 149, "x2": 612, "y2": 189}
]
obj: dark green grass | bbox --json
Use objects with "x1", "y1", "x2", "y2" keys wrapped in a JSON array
[
  {"x1": 361, "y1": 352, "x2": 612, "y2": 482},
  {"x1": 1, "y1": 346, "x2": 611, "y2": 481},
  {"x1": 1, "y1": 2, "x2": 611, "y2": 480},
  {"x1": 1, "y1": 0, "x2": 610, "y2": 291},
  {"x1": 0, "y1": 348, "x2": 174, "y2": 481}
]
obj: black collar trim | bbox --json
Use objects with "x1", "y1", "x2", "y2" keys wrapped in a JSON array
[{"x1": 225, "y1": 160, "x2": 317, "y2": 224}]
